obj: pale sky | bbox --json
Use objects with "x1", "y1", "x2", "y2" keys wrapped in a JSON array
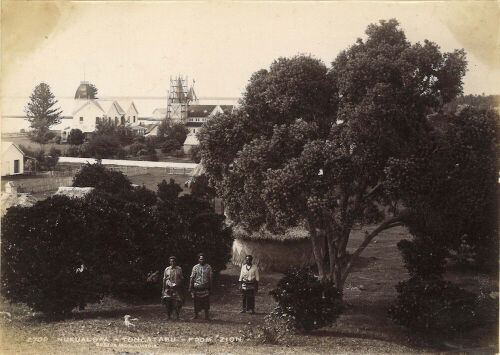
[{"x1": 2, "y1": 1, "x2": 499, "y2": 113}]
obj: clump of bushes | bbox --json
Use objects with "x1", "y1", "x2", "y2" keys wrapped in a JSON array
[
  {"x1": 20, "y1": 145, "x2": 60, "y2": 172},
  {"x1": 72, "y1": 162, "x2": 132, "y2": 195},
  {"x1": 1, "y1": 196, "x2": 107, "y2": 316},
  {"x1": 389, "y1": 276, "x2": 479, "y2": 336},
  {"x1": 67, "y1": 128, "x2": 85, "y2": 145},
  {"x1": 265, "y1": 267, "x2": 342, "y2": 338},
  {"x1": 389, "y1": 232, "x2": 498, "y2": 339},
  {"x1": 1, "y1": 163, "x2": 233, "y2": 316}
]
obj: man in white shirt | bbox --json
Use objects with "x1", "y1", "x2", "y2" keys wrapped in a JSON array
[{"x1": 239, "y1": 255, "x2": 259, "y2": 314}]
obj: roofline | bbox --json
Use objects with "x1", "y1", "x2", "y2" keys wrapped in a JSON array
[{"x1": 4, "y1": 142, "x2": 25, "y2": 156}]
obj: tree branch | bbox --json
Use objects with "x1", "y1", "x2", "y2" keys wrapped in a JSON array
[
  {"x1": 365, "y1": 183, "x2": 382, "y2": 200},
  {"x1": 340, "y1": 213, "x2": 407, "y2": 284}
]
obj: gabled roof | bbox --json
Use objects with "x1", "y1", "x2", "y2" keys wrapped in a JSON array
[
  {"x1": 72, "y1": 99, "x2": 105, "y2": 115},
  {"x1": 117, "y1": 100, "x2": 138, "y2": 115},
  {"x1": 187, "y1": 105, "x2": 217, "y2": 118},
  {"x1": 113, "y1": 101, "x2": 125, "y2": 115},
  {"x1": 1, "y1": 142, "x2": 25, "y2": 156},
  {"x1": 98, "y1": 100, "x2": 125, "y2": 116}
]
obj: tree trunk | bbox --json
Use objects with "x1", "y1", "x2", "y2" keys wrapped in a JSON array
[{"x1": 309, "y1": 227, "x2": 326, "y2": 282}]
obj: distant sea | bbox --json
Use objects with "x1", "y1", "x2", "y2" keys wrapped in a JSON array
[{"x1": 1, "y1": 96, "x2": 238, "y2": 133}]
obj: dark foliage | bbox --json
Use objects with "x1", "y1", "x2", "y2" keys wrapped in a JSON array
[
  {"x1": 67, "y1": 128, "x2": 85, "y2": 145},
  {"x1": 20, "y1": 145, "x2": 59, "y2": 172},
  {"x1": 189, "y1": 145, "x2": 201, "y2": 163},
  {"x1": 161, "y1": 138, "x2": 182, "y2": 154},
  {"x1": 386, "y1": 107, "x2": 498, "y2": 272},
  {"x1": 154, "y1": 120, "x2": 188, "y2": 153},
  {"x1": 1, "y1": 196, "x2": 107, "y2": 316},
  {"x1": 269, "y1": 268, "x2": 342, "y2": 332},
  {"x1": 72, "y1": 163, "x2": 132, "y2": 195},
  {"x1": 397, "y1": 237, "x2": 449, "y2": 279},
  {"x1": 1, "y1": 164, "x2": 233, "y2": 315},
  {"x1": 189, "y1": 174, "x2": 216, "y2": 202},
  {"x1": 389, "y1": 276, "x2": 489, "y2": 337},
  {"x1": 80, "y1": 134, "x2": 125, "y2": 159},
  {"x1": 199, "y1": 19, "x2": 469, "y2": 290},
  {"x1": 157, "y1": 178, "x2": 182, "y2": 203}
]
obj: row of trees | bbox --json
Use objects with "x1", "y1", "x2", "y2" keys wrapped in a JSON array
[
  {"x1": 1, "y1": 164, "x2": 232, "y2": 316},
  {"x1": 198, "y1": 19, "x2": 498, "y2": 297},
  {"x1": 64, "y1": 120, "x2": 188, "y2": 160}
]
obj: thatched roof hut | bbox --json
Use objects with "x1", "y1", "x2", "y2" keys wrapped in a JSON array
[
  {"x1": 231, "y1": 225, "x2": 315, "y2": 272},
  {"x1": 54, "y1": 186, "x2": 94, "y2": 198}
]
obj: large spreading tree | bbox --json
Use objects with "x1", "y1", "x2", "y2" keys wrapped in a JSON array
[
  {"x1": 199, "y1": 19, "x2": 470, "y2": 291},
  {"x1": 24, "y1": 82, "x2": 62, "y2": 144}
]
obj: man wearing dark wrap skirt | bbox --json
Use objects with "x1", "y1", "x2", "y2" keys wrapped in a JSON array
[{"x1": 189, "y1": 253, "x2": 213, "y2": 320}]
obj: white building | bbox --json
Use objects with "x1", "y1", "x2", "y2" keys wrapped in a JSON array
[
  {"x1": 61, "y1": 82, "x2": 140, "y2": 140},
  {"x1": 1, "y1": 142, "x2": 24, "y2": 176}
]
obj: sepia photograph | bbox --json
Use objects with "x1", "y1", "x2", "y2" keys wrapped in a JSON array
[{"x1": 1, "y1": 1, "x2": 499, "y2": 354}]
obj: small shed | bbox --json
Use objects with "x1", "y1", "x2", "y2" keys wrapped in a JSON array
[{"x1": 1, "y1": 142, "x2": 24, "y2": 176}]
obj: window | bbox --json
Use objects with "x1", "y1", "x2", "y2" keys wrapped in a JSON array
[
  {"x1": 133, "y1": 116, "x2": 136, "y2": 123},
  {"x1": 14, "y1": 160, "x2": 20, "y2": 174},
  {"x1": 80, "y1": 117, "x2": 84, "y2": 122},
  {"x1": 96, "y1": 117, "x2": 100, "y2": 124}
]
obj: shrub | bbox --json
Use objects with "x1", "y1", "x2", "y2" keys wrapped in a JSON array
[
  {"x1": 189, "y1": 174, "x2": 216, "y2": 202},
  {"x1": 51, "y1": 135, "x2": 61, "y2": 144},
  {"x1": 157, "y1": 178, "x2": 182, "y2": 203},
  {"x1": 389, "y1": 276, "x2": 480, "y2": 337},
  {"x1": 1, "y1": 196, "x2": 107, "y2": 316},
  {"x1": 66, "y1": 145, "x2": 80, "y2": 157},
  {"x1": 67, "y1": 129, "x2": 85, "y2": 145},
  {"x1": 19, "y1": 145, "x2": 59, "y2": 171},
  {"x1": 397, "y1": 236, "x2": 449, "y2": 278},
  {"x1": 172, "y1": 149, "x2": 185, "y2": 158},
  {"x1": 183, "y1": 212, "x2": 233, "y2": 275},
  {"x1": 82, "y1": 134, "x2": 121, "y2": 159},
  {"x1": 161, "y1": 138, "x2": 181, "y2": 154},
  {"x1": 190, "y1": 145, "x2": 201, "y2": 163},
  {"x1": 120, "y1": 185, "x2": 157, "y2": 207},
  {"x1": 269, "y1": 267, "x2": 343, "y2": 332},
  {"x1": 73, "y1": 163, "x2": 132, "y2": 195}
]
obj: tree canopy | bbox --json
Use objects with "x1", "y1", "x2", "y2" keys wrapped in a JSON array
[
  {"x1": 67, "y1": 128, "x2": 85, "y2": 145},
  {"x1": 24, "y1": 82, "x2": 62, "y2": 144},
  {"x1": 199, "y1": 19, "x2": 472, "y2": 290},
  {"x1": 156, "y1": 120, "x2": 189, "y2": 153}
]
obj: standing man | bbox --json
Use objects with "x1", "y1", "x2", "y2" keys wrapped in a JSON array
[
  {"x1": 189, "y1": 253, "x2": 213, "y2": 320},
  {"x1": 239, "y1": 255, "x2": 259, "y2": 314},
  {"x1": 162, "y1": 256, "x2": 183, "y2": 320}
]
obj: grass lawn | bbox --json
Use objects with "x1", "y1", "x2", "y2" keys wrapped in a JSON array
[
  {"x1": 128, "y1": 170, "x2": 191, "y2": 194},
  {"x1": 1, "y1": 226, "x2": 497, "y2": 355}
]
